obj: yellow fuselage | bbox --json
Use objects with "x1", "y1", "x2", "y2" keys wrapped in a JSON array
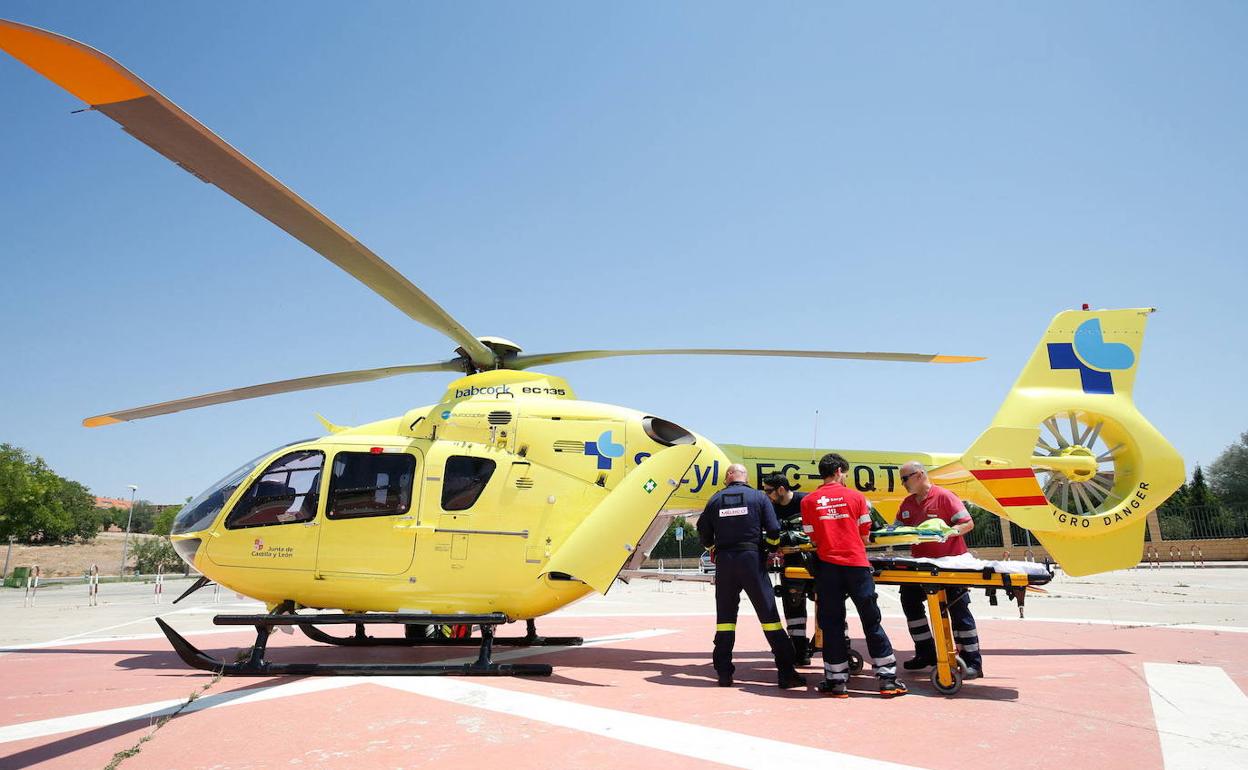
[{"x1": 172, "y1": 370, "x2": 966, "y2": 620}]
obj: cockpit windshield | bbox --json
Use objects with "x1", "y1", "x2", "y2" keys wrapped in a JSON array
[{"x1": 171, "y1": 440, "x2": 313, "y2": 535}]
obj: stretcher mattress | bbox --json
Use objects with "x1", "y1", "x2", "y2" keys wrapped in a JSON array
[{"x1": 868, "y1": 553, "x2": 1053, "y2": 584}]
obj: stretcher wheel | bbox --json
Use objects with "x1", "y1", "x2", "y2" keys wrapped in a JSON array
[
  {"x1": 847, "y1": 648, "x2": 864, "y2": 675},
  {"x1": 931, "y1": 666, "x2": 963, "y2": 696},
  {"x1": 956, "y1": 656, "x2": 967, "y2": 675}
]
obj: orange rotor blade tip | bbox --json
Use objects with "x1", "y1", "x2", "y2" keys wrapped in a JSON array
[
  {"x1": 83, "y1": 415, "x2": 122, "y2": 428},
  {"x1": 931, "y1": 355, "x2": 986, "y2": 364},
  {"x1": 0, "y1": 19, "x2": 149, "y2": 105}
]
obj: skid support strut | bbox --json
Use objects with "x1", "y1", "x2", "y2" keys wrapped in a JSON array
[
  {"x1": 298, "y1": 615, "x2": 582, "y2": 648},
  {"x1": 156, "y1": 612, "x2": 564, "y2": 676}
]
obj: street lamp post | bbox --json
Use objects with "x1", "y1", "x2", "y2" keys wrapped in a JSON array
[{"x1": 119, "y1": 484, "x2": 138, "y2": 579}]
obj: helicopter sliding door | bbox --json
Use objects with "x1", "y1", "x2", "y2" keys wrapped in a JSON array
[{"x1": 315, "y1": 447, "x2": 422, "y2": 575}]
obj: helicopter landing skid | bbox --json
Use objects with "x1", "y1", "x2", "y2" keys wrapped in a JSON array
[
  {"x1": 155, "y1": 613, "x2": 554, "y2": 677},
  {"x1": 300, "y1": 618, "x2": 583, "y2": 648}
]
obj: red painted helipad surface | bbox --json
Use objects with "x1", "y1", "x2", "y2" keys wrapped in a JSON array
[{"x1": 1, "y1": 614, "x2": 1246, "y2": 769}]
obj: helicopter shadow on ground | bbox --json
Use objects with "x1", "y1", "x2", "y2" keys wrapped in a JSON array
[
  {"x1": 983, "y1": 648, "x2": 1132, "y2": 656},
  {"x1": 110, "y1": 639, "x2": 1019, "y2": 700},
  {"x1": 523, "y1": 644, "x2": 1022, "y2": 701}
]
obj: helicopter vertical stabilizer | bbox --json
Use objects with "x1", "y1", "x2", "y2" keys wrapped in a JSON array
[
  {"x1": 543, "y1": 444, "x2": 701, "y2": 593},
  {"x1": 946, "y1": 307, "x2": 1184, "y2": 575}
]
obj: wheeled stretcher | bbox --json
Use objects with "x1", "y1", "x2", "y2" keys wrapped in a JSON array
[{"x1": 780, "y1": 553, "x2": 1054, "y2": 695}]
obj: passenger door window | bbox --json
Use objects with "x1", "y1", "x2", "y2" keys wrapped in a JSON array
[
  {"x1": 327, "y1": 452, "x2": 417, "y2": 519},
  {"x1": 441, "y1": 456, "x2": 496, "y2": 511}
]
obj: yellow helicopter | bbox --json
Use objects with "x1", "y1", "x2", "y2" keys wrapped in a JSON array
[{"x1": 1, "y1": 20, "x2": 1184, "y2": 677}]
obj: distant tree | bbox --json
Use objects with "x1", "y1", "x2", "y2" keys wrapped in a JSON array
[
  {"x1": 130, "y1": 536, "x2": 181, "y2": 574},
  {"x1": 1208, "y1": 431, "x2": 1248, "y2": 507},
  {"x1": 97, "y1": 507, "x2": 123, "y2": 531},
  {"x1": 125, "y1": 500, "x2": 159, "y2": 534},
  {"x1": 649, "y1": 515, "x2": 699, "y2": 559},
  {"x1": 1187, "y1": 465, "x2": 1218, "y2": 510},
  {"x1": 153, "y1": 505, "x2": 181, "y2": 536},
  {"x1": 0, "y1": 444, "x2": 98, "y2": 544},
  {"x1": 1157, "y1": 480, "x2": 1189, "y2": 517}
]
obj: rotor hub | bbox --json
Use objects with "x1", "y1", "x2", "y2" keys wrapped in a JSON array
[{"x1": 1056, "y1": 445, "x2": 1098, "y2": 482}]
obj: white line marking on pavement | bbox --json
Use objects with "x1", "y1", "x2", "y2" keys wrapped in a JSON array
[
  {"x1": 990, "y1": 617, "x2": 1248, "y2": 634},
  {"x1": 0, "y1": 628, "x2": 676, "y2": 745},
  {"x1": 0, "y1": 626, "x2": 252, "y2": 651},
  {"x1": 1144, "y1": 662, "x2": 1248, "y2": 769},
  {"x1": 0, "y1": 603, "x2": 263, "y2": 654},
  {"x1": 383, "y1": 677, "x2": 926, "y2": 770}
]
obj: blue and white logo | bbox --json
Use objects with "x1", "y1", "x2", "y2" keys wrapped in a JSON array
[
  {"x1": 1047, "y1": 319, "x2": 1135, "y2": 395},
  {"x1": 585, "y1": 430, "x2": 626, "y2": 470}
]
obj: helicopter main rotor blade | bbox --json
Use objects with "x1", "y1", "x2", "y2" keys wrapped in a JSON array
[
  {"x1": 83, "y1": 361, "x2": 463, "y2": 428},
  {"x1": 507, "y1": 348, "x2": 984, "y2": 369},
  {"x1": 0, "y1": 19, "x2": 496, "y2": 371}
]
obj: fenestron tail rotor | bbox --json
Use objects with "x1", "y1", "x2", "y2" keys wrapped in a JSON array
[{"x1": 1032, "y1": 410, "x2": 1128, "y2": 516}]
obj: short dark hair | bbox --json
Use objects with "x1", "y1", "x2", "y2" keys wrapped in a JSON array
[
  {"x1": 762, "y1": 473, "x2": 793, "y2": 492},
  {"x1": 818, "y1": 452, "x2": 849, "y2": 479}
]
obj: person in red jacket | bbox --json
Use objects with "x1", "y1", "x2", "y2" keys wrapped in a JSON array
[
  {"x1": 801, "y1": 453, "x2": 906, "y2": 698},
  {"x1": 894, "y1": 461, "x2": 982, "y2": 678}
]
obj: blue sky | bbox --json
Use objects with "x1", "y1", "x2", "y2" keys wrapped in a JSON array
[{"x1": 2, "y1": 2, "x2": 1244, "y2": 503}]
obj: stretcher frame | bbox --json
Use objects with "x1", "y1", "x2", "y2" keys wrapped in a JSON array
[{"x1": 782, "y1": 559, "x2": 1052, "y2": 695}]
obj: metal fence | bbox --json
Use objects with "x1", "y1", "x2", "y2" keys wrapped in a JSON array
[
  {"x1": 964, "y1": 507, "x2": 1003, "y2": 548},
  {"x1": 1157, "y1": 504, "x2": 1248, "y2": 540}
]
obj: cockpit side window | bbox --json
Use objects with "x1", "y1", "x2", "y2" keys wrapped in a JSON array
[
  {"x1": 327, "y1": 451, "x2": 417, "y2": 519},
  {"x1": 225, "y1": 450, "x2": 324, "y2": 529},
  {"x1": 441, "y1": 456, "x2": 496, "y2": 511}
]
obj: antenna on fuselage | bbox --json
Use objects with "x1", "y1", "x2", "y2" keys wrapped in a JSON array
[{"x1": 811, "y1": 409, "x2": 820, "y2": 463}]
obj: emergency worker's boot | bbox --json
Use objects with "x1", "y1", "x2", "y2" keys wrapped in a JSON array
[
  {"x1": 778, "y1": 670, "x2": 806, "y2": 689},
  {"x1": 815, "y1": 680, "x2": 848, "y2": 698},
  {"x1": 792, "y1": 636, "x2": 811, "y2": 666},
  {"x1": 902, "y1": 656, "x2": 935, "y2": 671},
  {"x1": 878, "y1": 677, "x2": 908, "y2": 697}
]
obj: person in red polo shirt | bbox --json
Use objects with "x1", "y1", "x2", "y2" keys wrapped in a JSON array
[
  {"x1": 894, "y1": 460, "x2": 982, "y2": 678},
  {"x1": 801, "y1": 453, "x2": 906, "y2": 698}
]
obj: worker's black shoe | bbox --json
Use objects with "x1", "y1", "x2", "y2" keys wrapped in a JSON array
[
  {"x1": 903, "y1": 656, "x2": 935, "y2": 671},
  {"x1": 796, "y1": 655, "x2": 812, "y2": 667},
  {"x1": 778, "y1": 672, "x2": 806, "y2": 690},
  {"x1": 879, "y1": 677, "x2": 909, "y2": 697},
  {"x1": 717, "y1": 675, "x2": 733, "y2": 687},
  {"x1": 963, "y1": 667, "x2": 983, "y2": 680},
  {"x1": 815, "y1": 679, "x2": 849, "y2": 698}
]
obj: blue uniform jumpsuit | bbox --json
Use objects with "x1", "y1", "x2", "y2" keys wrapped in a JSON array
[{"x1": 697, "y1": 481, "x2": 798, "y2": 682}]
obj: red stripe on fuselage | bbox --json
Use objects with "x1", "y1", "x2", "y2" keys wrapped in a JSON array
[
  {"x1": 971, "y1": 468, "x2": 1036, "y2": 480},
  {"x1": 996, "y1": 495, "x2": 1050, "y2": 507}
]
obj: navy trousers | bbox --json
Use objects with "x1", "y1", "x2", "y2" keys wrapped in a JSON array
[
  {"x1": 899, "y1": 584, "x2": 982, "y2": 670},
  {"x1": 779, "y1": 575, "x2": 811, "y2": 659},
  {"x1": 813, "y1": 561, "x2": 896, "y2": 682},
  {"x1": 712, "y1": 550, "x2": 797, "y2": 679}
]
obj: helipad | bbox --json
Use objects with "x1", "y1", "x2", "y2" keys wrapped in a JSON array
[{"x1": 2, "y1": 569, "x2": 1246, "y2": 769}]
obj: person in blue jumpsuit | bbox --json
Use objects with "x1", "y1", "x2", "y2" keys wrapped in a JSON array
[{"x1": 697, "y1": 463, "x2": 805, "y2": 689}]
